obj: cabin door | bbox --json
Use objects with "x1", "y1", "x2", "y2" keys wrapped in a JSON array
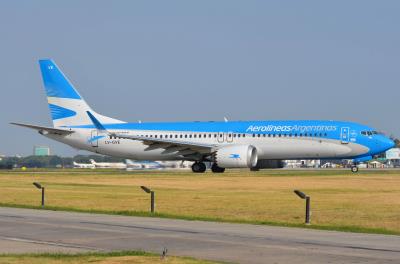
[
  {"x1": 340, "y1": 127, "x2": 350, "y2": 144},
  {"x1": 90, "y1": 130, "x2": 99, "y2": 147},
  {"x1": 226, "y1": 132, "x2": 233, "y2": 143},
  {"x1": 217, "y1": 132, "x2": 225, "y2": 143}
]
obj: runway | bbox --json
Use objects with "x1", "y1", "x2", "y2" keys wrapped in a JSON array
[{"x1": 0, "y1": 207, "x2": 399, "y2": 263}]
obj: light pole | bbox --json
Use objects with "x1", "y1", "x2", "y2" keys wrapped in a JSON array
[
  {"x1": 140, "y1": 186, "x2": 155, "y2": 213},
  {"x1": 294, "y1": 190, "x2": 311, "y2": 225},
  {"x1": 33, "y1": 182, "x2": 45, "y2": 207}
]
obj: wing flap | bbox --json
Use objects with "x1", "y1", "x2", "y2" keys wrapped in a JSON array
[{"x1": 112, "y1": 133, "x2": 214, "y2": 152}]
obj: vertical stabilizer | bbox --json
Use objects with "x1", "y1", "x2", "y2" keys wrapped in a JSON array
[{"x1": 39, "y1": 59, "x2": 124, "y2": 127}]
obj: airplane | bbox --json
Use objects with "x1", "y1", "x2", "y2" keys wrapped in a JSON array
[
  {"x1": 11, "y1": 59, "x2": 395, "y2": 173},
  {"x1": 125, "y1": 159, "x2": 163, "y2": 170},
  {"x1": 89, "y1": 159, "x2": 127, "y2": 169},
  {"x1": 73, "y1": 161, "x2": 95, "y2": 169}
]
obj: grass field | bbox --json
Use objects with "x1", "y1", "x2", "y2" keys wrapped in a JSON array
[
  {"x1": 0, "y1": 251, "x2": 219, "y2": 264},
  {"x1": 0, "y1": 169, "x2": 399, "y2": 235}
]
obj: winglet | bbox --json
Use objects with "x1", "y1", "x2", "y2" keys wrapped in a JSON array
[{"x1": 86, "y1": 111, "x2": 107, "y2": 132}]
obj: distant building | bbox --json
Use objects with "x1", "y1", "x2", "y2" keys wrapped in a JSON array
[
  {"x1": 33, "y1": 146, "x2": 50, "y2": 156},
  {"x1": 386, "y1": 148, "x2": 400, "y2": 160},
  {"x1": 386, "y1": 148, "x2": 400, "y2": 167},
  {"x1": 284, "y1": 159, "x2": 321, "y2": 168}
]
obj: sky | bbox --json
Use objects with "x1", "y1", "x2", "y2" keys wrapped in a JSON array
[{"x1": 1, "y1": 1, "x2": 399, "y2": 156}]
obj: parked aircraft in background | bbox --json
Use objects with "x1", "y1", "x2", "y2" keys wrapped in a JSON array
[
  {"x1": 73, "y1": 161, "x2": 95, "y2": 169},
  {"x1": 126, "y1": 159, "x2": 163, "y2": 170},
  {"x1": 12, "y1": 60, "x2": 395, "y2": 173},
  {"x1": 89, "y1": 159, "x2": 127, "y2": 169}
]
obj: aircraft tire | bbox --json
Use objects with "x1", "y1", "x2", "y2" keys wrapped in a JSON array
[
  {"x1": 192, "y1": 162, "x2": 206, "y2": 173},
  {"x1": 351, "y1": 166, "x2": 359, "y2": 173},
  {"x1": 211, "y1": 163, "x2": 225, "y2": 173}
]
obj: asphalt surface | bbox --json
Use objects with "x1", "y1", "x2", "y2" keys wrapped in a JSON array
[{"x1": 0, "y1": 207, "x2": 399, "y2": 263}]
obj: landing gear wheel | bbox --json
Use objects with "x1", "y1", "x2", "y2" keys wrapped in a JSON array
[
  {"x1": 192, "y1": 162, "x2": 206, "y2": 173},
  {"x1": 351, "y1": 166, "x2": 359, "y2": 173},
  {"x1": 211, "y1": 163, "x2": 225, "y2": 173}
]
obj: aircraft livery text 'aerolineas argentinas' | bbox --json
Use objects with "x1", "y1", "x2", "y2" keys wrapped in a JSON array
[{"x1": 12, "y1": 60, "x2": 395, "y2": 173}]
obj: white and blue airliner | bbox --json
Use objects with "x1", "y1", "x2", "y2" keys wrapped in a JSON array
[{"x1": 12, "y1": 60, "x2": 395, "y2": 173}]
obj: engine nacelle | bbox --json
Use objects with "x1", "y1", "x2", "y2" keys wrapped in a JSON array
[
  {"x1": 214, "y1": 145, "x2": 258, "y2": 168},
  {"x1": 250, "y1": 159, "x2": 285, "y2": 171}
]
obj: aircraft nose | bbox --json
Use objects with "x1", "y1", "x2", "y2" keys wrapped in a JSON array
[
  {"x1": 388, "y1": 138, "x2": 395, "y2": 149},
  {"x1": 382, "y1": 137, "x2": 395, "y2": 150}
]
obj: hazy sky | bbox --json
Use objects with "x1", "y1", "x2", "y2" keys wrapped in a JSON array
[{"x1": 1, "y1": 1, "x2": 399, "y2": 156}]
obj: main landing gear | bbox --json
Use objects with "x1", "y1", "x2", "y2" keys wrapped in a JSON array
[
  {"x1": 211, "y1": 163, "x2": 225, "y2": 173},
  {"x1": 192, "y1": 162, "x2": 206, "y2": 173},
  {"x1": 191, "y1": 162, "x2": 226, "y2": 173}
]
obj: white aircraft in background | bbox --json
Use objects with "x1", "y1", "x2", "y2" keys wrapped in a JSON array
[
  {"x1": 89, "y1": 159, "x2": 127, "y2": 169},
  {"x1": 11, "y1": 59, "x2": 395, "y2": 173},
  {"x1": 73, "y1": 161, "x2": 95, "y2": 169},
  {"x1": 126, "y1": 159, "x2": 163, "y2": 170}
]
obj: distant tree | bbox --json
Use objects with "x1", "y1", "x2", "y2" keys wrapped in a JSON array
[{"x1": 395, "y1": 138, "x2": 400, "y2": 148}]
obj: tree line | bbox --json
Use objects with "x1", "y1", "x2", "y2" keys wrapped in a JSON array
[{"x1": 0, "y1": 155, "x2": 126, "y2": 169}]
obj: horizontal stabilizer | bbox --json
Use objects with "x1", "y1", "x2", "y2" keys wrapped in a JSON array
[{"x1": 10, "y1": 122, "x2": 74, "y2": 135}]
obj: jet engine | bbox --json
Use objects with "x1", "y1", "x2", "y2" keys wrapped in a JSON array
[{"x1": 214, "y1": 145, "x2": 258, "y2": 168}]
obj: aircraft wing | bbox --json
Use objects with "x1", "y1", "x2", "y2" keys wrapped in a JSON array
[
  {"x1": 86, "y1": 111, "x2": 215, "y2": 160},
  {"x1": 10, "y1": 122, "x2": 74, "y2": 135},
  {"x1": 113, "y1": 133, "x2": 215, "y2": 159}
]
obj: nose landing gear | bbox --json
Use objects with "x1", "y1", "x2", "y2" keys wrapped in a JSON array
[{"x1": 351, "y1": 165, "x2": 359, "y2": 173}]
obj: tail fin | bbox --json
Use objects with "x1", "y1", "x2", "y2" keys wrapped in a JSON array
[{"x1": 39, "y1": 59, "x2": 124, "y2": 127}]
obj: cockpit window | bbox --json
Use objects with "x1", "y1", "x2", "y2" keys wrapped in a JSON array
[{"x1": 361, "y1": 130, "x2": 381, "y2": 136}]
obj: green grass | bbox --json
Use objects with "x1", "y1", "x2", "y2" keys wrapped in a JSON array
[
  {"x1": 0, "y1": 169, "x2": 399, "y2": 235},
  {"x1": 0, "y1": 250, "x2": 221, "y2": 264}
]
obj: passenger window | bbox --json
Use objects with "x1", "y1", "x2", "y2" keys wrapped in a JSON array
[
  {"x1": 324, "y1": 133, "x2": 327, "y2": 136},
  {"x1": 175, "y1": 135, "x2": 178, "y2": 138},
  {"x1": 190, "y1": 135, "x2": 192, "y2": 138},
  {"x1": 257, "y1": 134, "x2": 261, "y2": 137},
  {"x1": 243, "y1": 134, "x2": 246, "y2": 137},
  {"x1": 253, "y1": 134, "x2": 255, "y2": 137},
  {"x1": 180, "y1": 135, "x2": 183, "y2": 138}
]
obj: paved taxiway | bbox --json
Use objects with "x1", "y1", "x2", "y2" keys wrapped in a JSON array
[{"x1": 0, "y1": 207, "x2": 399, "y2": 264}]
